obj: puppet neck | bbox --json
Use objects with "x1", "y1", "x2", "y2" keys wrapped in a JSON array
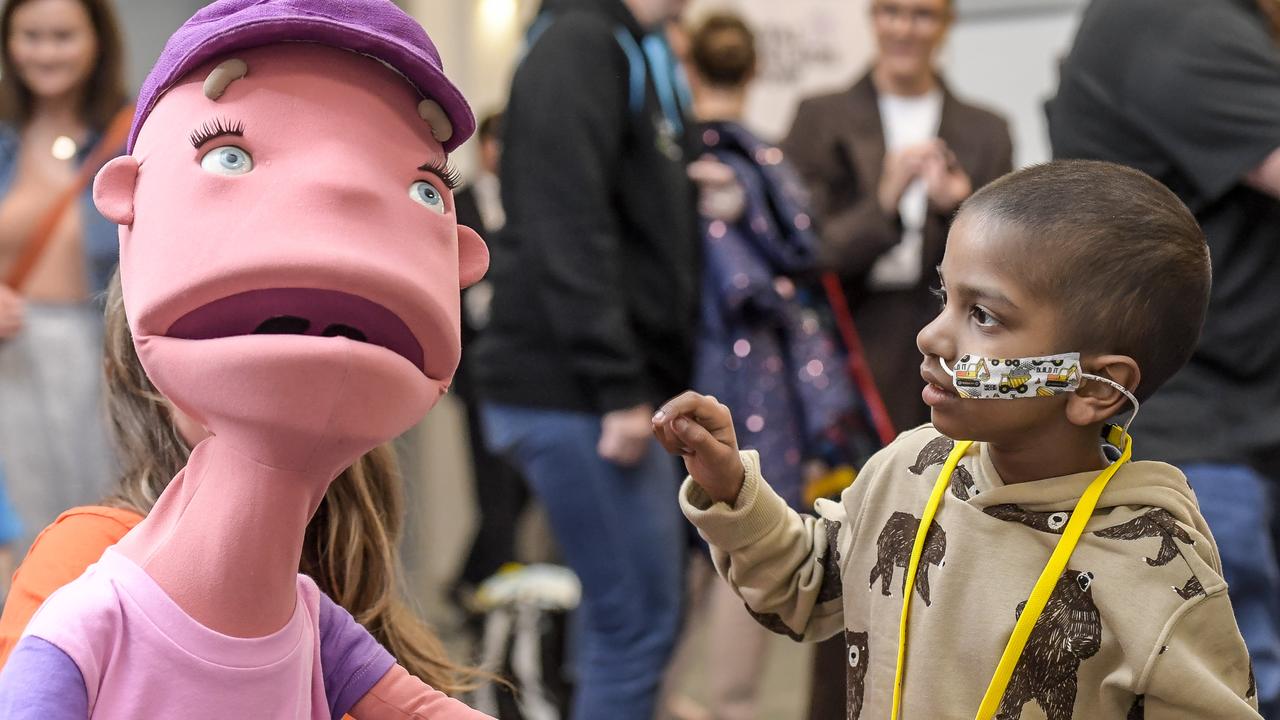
[{"x1": 113, "y1": 437, "x2": 336, "y2": 637}]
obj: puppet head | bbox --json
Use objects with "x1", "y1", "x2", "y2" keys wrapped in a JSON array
[{"x1": 94, "y1": 0, "x2": 488, "y2": 475}]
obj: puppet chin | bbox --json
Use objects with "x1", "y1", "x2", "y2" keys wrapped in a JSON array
[{"x1": 136, "y1": 333, "x2": 439, "y2": 474}]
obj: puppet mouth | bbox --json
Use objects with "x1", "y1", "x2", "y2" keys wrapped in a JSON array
[{"x1": 166, "y1": 288, "x2": 424, "y2": 373}]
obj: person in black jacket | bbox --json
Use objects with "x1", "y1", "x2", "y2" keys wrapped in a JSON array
[
  {"x1": 1048, "y1": 1, "x2": 1280, "y2": 714},
  {"x1": 471, "y1": 1, "x2": 703, "y2": 717}
]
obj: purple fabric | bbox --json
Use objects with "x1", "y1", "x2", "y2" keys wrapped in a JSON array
[
  {"x1": 129, "y1": 0, "x2": 474, "y2": 153},
  {"x1": 318, "y1": 592, "x2": 397, "y2": 718},
  {"x1": 0, "y1": 636, "x2": 88, "y2": 719}
]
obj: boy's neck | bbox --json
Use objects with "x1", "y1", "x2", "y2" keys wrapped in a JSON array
[{"x1": 987, "y1": 423, "x2": 1110, "y2": 485}]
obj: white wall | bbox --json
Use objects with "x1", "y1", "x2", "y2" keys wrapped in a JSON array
[
  {"x1": 113, "y1": 0, "x2": 208, "y2": 91},
  {"x1": 945, "y1": 3, "x2": 1084, "y2": 166}
]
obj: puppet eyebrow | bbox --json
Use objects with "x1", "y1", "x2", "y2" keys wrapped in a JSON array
[
  {"x1": 190, "y1": 118, "x2": 245, "y2": 149},
  {"x1": 417, "y1": 159, "x2": 461, "y2": 190},
  {"x1": 203, "y1": 58, "x2": 248, "y2": 100}
]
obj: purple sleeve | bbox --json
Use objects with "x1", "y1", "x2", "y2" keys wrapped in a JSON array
[
  {"x1": 318, "y1": 592, "x2": 397, "y2": 718},
  {"x1": 0, "y1": 636, "x2": 89, "y2": 719}
]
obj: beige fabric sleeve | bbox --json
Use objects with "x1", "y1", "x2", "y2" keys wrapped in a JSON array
[
  {"x1": 1140, "y1": 590, "x2": 1261, "y2": 718},
  {"x1": 680, "y1": 449, "x2": 869, "y2": 643}
]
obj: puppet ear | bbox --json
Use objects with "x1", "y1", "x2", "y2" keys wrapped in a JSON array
[
  {"x1": 458, "y1": 224, "x2": 489, "y2": 289},
  {"x1": 94, "y1": 156, "x2": 140, "y2": 225}
]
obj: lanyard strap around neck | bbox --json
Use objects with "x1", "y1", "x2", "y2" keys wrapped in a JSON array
[
  {"x1": 891, "y1": 439, "x2": 972, "y2": 720},
  {"x1": 890, "y1": 429, "x2": 1132, "y2": 720}
]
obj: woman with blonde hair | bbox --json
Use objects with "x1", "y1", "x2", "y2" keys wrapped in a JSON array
[{"x1": 0, "y1": 271, "x2": 484, "y2": 702}]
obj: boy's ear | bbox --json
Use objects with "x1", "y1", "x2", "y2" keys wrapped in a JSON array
[
  {"x1": 94, "y1": 156, "x2": 140, "y2": 226},
  {"x1": 458, "y1": 224, "x2": 489, "y2": 289},
  {"x1": 1065, "y1": 355, "x2": 1141, "y2": 428}
]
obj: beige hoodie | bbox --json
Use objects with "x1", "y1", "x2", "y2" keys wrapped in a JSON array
[{"x1": 681, "y1": 425, "x2": 1259, "y2": 719}]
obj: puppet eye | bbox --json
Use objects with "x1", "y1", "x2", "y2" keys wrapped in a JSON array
[
  {"x1": 200, "y1": 145, "x2": 253, "y2": 176},
  {"x1": 409, "y1": 180, "x2": 446, "y2": 214}
]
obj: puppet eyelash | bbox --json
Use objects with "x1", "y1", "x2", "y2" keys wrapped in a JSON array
[
  {"x1": 420, "y1": 159, "x2": 461, "y2": 190},
  {"x1": 189, "y1": 118, "x2": 245, "y2": 149}
]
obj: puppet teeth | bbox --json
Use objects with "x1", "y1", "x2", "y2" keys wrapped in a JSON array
[
  {"x1": 417, "y1": 99, "x2": 453, "y2": 143},
  {"x1": 203, "y1": 59, "x2": 248, "y2": 100}
]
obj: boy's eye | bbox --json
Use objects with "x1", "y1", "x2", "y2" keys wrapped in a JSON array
[
  {"x1": 970, "y1": 305, "x2": 999, "y2": 328},
  {"x1": 929, "y1": 285, "x2": 947, "y2": 307}
]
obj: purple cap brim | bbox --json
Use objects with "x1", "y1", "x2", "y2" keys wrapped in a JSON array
[{"x1": 129, "y1": 2, "x2": 474, "y2": 154}]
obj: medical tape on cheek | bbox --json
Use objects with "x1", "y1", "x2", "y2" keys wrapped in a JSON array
[
  {"x1": 938, "y1": 352, "x2": 1141, "y2": 435},
  {"x1": 940, "y1": 352, "x2": 1083, "y2": 399}
]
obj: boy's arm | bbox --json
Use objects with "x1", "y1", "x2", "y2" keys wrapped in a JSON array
[
  {"x1": 655, "y1": 392, "x2": 870, "y2": 642},
  {"x1": 1140, "y1": 590, "x2": 1261, "y2": 718},
  {"x1": 0, "y1": 636, "x2": 89, "y2": 719},
  {"x1": 317, "y1": 593, "x2": 492, "y2": 719},
  {"x1": 680, "y1": 449, "x2": 864, "y2": 643}
]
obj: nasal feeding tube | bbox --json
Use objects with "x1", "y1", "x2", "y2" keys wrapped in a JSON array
[{"x1": 938, "y1": 352, "x2": 1140, "y2": 437}]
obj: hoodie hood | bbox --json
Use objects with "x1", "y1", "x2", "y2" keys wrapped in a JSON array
[{"x1": 960, "y1": 439, "x2": 1218, "y2": 569}]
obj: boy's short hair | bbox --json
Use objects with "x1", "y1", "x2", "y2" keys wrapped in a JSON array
[{"x1": 959, "y1": 160, "x2": 1210, "y2": 401}]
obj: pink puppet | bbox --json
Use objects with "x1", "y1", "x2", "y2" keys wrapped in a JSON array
[{"x1": 0, "y1": 1, "x2": 494, "y2": 717}]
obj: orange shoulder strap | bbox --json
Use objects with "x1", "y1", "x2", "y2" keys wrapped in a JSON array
[{"x1": 4, "y1": 104, "x2": 134, "y2": 292}]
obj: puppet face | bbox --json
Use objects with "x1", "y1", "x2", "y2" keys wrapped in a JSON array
[{"x1": 97, "y1": 43, "x2": 487, "y2": 472}]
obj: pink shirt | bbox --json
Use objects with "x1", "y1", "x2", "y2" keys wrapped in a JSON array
[{"x1": 22, "y1": 549, "x2": 341, "y2": 719}]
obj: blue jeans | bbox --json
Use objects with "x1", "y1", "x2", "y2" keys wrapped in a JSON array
[
  {"x1": 482, "y1": 403, "x2": 685, "y2": 720},
  {"x1": 1183, "y1": 464, "x2": 1280, "y2": 718}
]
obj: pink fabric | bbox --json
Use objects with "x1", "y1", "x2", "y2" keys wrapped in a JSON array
[{"x1": 23, "y1": 549, "x2": 328, "y2": 718}]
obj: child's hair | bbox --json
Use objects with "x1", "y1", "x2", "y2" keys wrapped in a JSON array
[
  {"x1": 477, "y1": 111, "x2": 504, "y2": 144},
  {"x1": 689, "y1": 12, "x2": 757, "y2": 88},
  {"x1": 959, "y1": 160, "x2": 1210, "y2": 401},
  {"x1": 100, "y1": 270, "x2": 485, "y2": 695}
]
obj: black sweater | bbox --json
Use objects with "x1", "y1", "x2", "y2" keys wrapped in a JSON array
[{"x1": 472, "y1": 0, "x2": 700, "y2": 414}]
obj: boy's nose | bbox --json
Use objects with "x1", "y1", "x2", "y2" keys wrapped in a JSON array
[{"x1": 916, "y1": 312, "x2": 952, "y2": 360}]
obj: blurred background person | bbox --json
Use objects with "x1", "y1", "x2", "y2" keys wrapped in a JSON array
[
  {"x1": 782, "y1": 0, "x2": 1012, "y2": 436},
  {"x1": 1049, "y1": 0, "x2": 1280, "y2": 715},
  {"x1": 0, "y1": 0, "x2": 130, "y2": 552},
  {"x1": 472, "y1": 0, "x2": 702, "y2": 717}
]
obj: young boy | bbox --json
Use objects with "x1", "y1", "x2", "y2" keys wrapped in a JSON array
[{"x1": 653, "y1": 160, "x2": 1260, "y2": 719}]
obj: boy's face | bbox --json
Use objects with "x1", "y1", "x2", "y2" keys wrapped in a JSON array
[{"x1": 916, "y1": 212, "x2": 1071, "y2": 442}]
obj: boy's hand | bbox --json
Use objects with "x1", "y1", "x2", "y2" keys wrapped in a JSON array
[{"x1": 652, "y1": 392, "x2": 745, "y2": 505}]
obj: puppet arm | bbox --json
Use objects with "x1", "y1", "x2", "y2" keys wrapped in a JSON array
[
  {"x1": 318, "y1": 593, "x2": 492, "y2": 719},
  {"x1": 0, "y1": 636, "x2": 89, "y2": 719},
  {"x1": 351, "y1": 664, "x2": 493, "y2": 719}
]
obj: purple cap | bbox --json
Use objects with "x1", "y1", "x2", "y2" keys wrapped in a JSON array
[{"x1": 128, "y1": 0, "x2": 474, "y2": 153}]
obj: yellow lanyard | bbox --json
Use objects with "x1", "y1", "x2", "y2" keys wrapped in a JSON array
[{"x1": 890, "y1": 427, "x2": 1132, "y2": 720}]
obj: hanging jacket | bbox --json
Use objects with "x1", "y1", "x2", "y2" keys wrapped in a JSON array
[{"x1": 693, "y1": 120, "x2": 869, "y2": 510}]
